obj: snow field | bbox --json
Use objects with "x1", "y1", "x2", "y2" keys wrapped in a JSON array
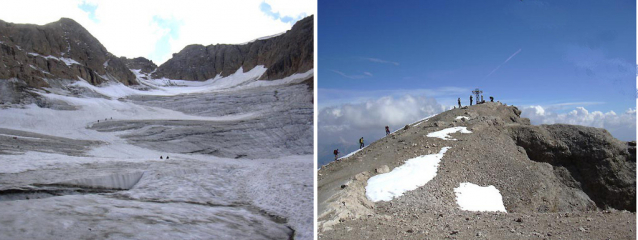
[
  {"x1": 454, "y1": 182, "x2": 507, "y2": 212},
  {"x1": 366, "y1": 147, "x2": 450, "y2": 202},
  {"x1": 427, "y1": 126, "x2": 472, "y2": 140},
  {"x1": 0, "y1": 66, "x2": 315, "y2": 239}
]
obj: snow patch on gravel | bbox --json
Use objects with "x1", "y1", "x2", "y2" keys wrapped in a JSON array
[
  {"x1": 338, "y1": 147, "x2": 365, "y2": 160},
  {"x1": 427, "y1": 127, "x2": 472, "y2": 140},
  {"x1": 366, "y1": 147, "x2": 450, "y2": 202},
  {"x1": 455, "y1": 116, "x2": 469, "y2": 120},
  {"x1": 454, "y1": 182, "x2": 507, "y2": 212}
]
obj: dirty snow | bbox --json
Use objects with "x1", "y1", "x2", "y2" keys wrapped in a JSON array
[
  {"x1": 455, "y1": 116, "x2": 469, "y2": 121},
  {"x1": 366, "y1": 147, "x2": 450, "y2": 202},
  {"x1": 454, "y1": 182, "x2": 507, "y2": 212},
  {"x1": 427, "y1": 127, "x2": 472, "y2": 140},
  {"x1": 0, "y1": 66, "x2": 314, "y2": 240}
]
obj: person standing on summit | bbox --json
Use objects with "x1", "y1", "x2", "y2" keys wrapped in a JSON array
[
  {"x1": 359, "y1": 137, "x2": 364, "y2": 149},
  {"x1": 385, "y1": 126, "x2": 390, "y2": 135},
  {"x1": 470, "y1": 95, "x2": 473, "y2": 106},
  {"x1": 458, "y1": 98, "x2": 461, "y2": 108}
]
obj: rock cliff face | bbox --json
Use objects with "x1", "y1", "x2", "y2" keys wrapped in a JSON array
[
  {"x1": 151, "y1": 15, "x2": 313, "y2": 81},
  {"x1": 0, "y1": 16, "x2": 313, "y2": 105},
  {"x1": 0, "y1": 18, "x2": 137, "y2": 88}
]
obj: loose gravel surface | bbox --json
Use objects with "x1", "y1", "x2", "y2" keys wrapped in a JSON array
[{"x1": 318, "y1": 102, "x2": 635, "y2": 239}]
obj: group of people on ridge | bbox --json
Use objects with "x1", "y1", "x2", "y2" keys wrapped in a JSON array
[
  {"x1": 457, "y1": 95, "x2": 494, "y2": 108},
  {"x1": 334, "y1": 126, "x2": 393, "y2": 160}
]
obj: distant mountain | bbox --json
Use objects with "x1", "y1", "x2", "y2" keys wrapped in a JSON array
[
  {"x1": 0, "y1": 18, "x2": 137, "y2": 95},
  {"x1": 0, "y1": 16, "x2": 313, "y2": 104},
  {"x1": 120, "y1": 57, "x2": 157, "y2": 74},
  {"x1": 151, "y1": 15, "x2": 313, "y2": 81}
]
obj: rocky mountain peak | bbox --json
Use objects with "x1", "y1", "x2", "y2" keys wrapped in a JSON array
[
  {"x1": 151, "y1": 15, "x2": 313, "y2": 81},
  {"x1": 318, "y1": 102, "x2": 635, "y2": 238},
  {"x1": 0, "y1": 18, "x2": 136, "y2": 104}
]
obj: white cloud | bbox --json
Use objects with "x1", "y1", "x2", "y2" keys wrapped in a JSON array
[
  {"x1": 521, "y1": 105, "x2": 636, "y2": 141},
  {"x1": 0, "y1": 0, "x2": 315, "y2": 65},
  {"x1": 359, "y1": 57, "x2": 399, "y2": 66},
  {"x1": 485, "y1": 48, "x2": 522, "y2": 79},
  {"x1": 318, "y1": 87, "x2": 470, "y2": 109},
  {"x1": 330, "y1": 70, "x2": 371, "y2": 79},
  {"x1": 318, "y1": 95, "x2": 446, "y2": 166}
]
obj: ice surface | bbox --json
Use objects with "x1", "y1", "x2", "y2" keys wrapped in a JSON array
[
  {"x1": 0, "y1": 195, "x2": 293, "y2": 239},
  {"x1": 427, "y1": 127, "x2": 472, "y2": 140},
  {"x1": 59, "y1": 171, "x2": 144, "y2": 190},
  {"x1": 366, "y1": 147, "x2": 450, "y2": 202},
  {"x1": 0, "y1": 66, "x2": 314, "y2": 239},
  {"x1": 454, "y1": 182, "x2": 507, "y2": 212}
]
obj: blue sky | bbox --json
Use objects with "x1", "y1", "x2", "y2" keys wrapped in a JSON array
[{"x1": 318, "y1": 0, "x2": 636, "y2": 166}]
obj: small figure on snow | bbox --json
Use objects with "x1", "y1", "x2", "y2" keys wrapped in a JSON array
[{"x1": 160, "y1": 156, "x2": 163, "y2": 159}]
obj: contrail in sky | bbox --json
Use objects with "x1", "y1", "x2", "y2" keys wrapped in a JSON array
[{"x1": 484, "y1": 48, "x2": 522, "y2": 79}]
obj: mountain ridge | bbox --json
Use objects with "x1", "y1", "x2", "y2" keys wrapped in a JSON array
[
  {"x1": 318, "y1": 102, "x2": 635, "y2": 239},
  {"x1": 0, "y1": 16, "x2": 313, "y2": 104}
]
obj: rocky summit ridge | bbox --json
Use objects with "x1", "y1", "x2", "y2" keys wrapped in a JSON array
[{"x1": 318, "y1": 102, "x2": 635, "y2": 239}]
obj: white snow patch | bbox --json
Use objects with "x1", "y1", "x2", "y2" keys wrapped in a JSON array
[
  {"x1": 455, "y1": 116, "x2": 469, "y2": 121},
  {"x1": 27, "y1": 52, "x2": 81, "y2": 66},
  {"x1": 454, "y1": 182, "x2": 507, "y2": 212},
  {"x1": 366, "y1": 147, "x2": 450, "y2": 202},
  {"x1": 337, "y1": 147, "x2": 365, "y2": 160},
  {"x1": 412, "y1": 114, "x2": 436, "y2": 127},
  {"x1": 427, "y1": 127, "x2": 472, "y2": 140},
  {"x1": 60, "y1": 57, "x2": 80, "y2": 66},
  {"x1": 239, "y1": 31, "x2": 285, "y2": 45}
]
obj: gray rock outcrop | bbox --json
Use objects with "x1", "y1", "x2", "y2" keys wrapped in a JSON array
[
  {"x1": 0, "y1": 18, "x2": 137, "y2": 88},
  {"x1": 120, "y1": 57, "x2": 157, "y2": 74},
  {"x1": 151, "y1": 15, "x2": 313, "y2": 81}
]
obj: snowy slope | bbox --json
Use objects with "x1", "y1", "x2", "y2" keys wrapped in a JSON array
[{"x1": 0, "y1": 67, "x2": 314, "y2": 240}]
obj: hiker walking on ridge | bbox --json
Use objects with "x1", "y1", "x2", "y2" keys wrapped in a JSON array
[
  {"x1": 490, "y1": 96, "x2": 494, "y2": 102},
  {"x1": 481, "y1": 95, "x2": 484, "y2": 103},
  {"x1": 470, "y1": 95, "x2": 473, "y2": 106},
  {"x1": 385, "y1": 126, "x2": 390, "y2": 136},
  {"x1": 458, "y1": 98, "x2": 461, "y2": 108},
  {"x1": 359, "y1": 137, "x2": 364, "y2": 149},
  {"x1": 333, "y1": 149, "x2": 339, "y2": 160}
]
